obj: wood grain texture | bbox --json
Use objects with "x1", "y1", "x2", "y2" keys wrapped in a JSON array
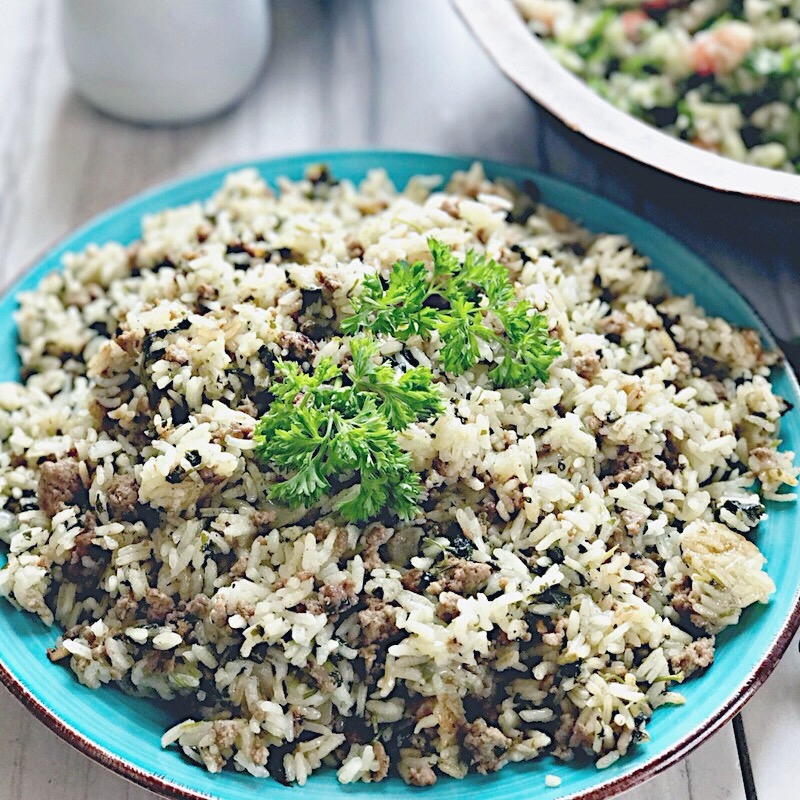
[{"x1": 0, "y1": 1, "x2": 795, "y2": 799}]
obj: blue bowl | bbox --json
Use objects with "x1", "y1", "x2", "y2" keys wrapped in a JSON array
[{"x1": 1, "y1": 151, "x2": 799, "y2": 800}]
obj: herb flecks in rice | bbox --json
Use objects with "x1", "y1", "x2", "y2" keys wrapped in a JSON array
[
  {"x1": 0, "y1": 164, "x2": 795, "y2": 786},
  {"x1": 515, "y1": 0, "x2": 800, "y2": 172}
]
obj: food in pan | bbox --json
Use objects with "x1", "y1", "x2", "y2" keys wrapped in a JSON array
[
  {"x1": 514, "y1": 0, "x2": 800, "y2": 171},
  {"x1": 0, "y1": 164, "x2": 794, "y2": 785}
]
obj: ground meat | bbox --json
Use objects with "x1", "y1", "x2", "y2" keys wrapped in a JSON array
[
  {"x1": 106, "y1": 473, "x2": 139, "y2": 520},
  {"x1": 312, "y1": 519, "x2": 334, "y2": 541},
  {"x1": 276, "y1": 330, "x2": 318, "y2": 363},
  {"x1": 440, "y1": 198, "x2": 461, "y2": 218},
  {"x1": 463, "y1": 718, "x2": 512, "y2": 774},
  {"x1": 400, "y1": 568, "x2": 427, "y2": 592},
  {"x1": 62, "y1": 518, "x2": 108, "y2": 583},
  {"x1": 573, "y1": 352, "x2": 601, "y2": 381},
  {"x1": 435, "y1": 591, "x2": 461, "y2": 622},
  {"x1": 669, "y1": 575, "x2": 693, "y2": 613},
  {"x1": 331, "y1": 527, "x2": 350, "y2": 558},
  {"x1": 427, "y1": 559, "x2": 491, "y2": 596},
  {"x1": 308, "y1": 664, "x2": 336, "y2": 693},
  {"x1": 631, "y1": 557, "x2": 659, "y2": 599},
  {"x1": 431, "y1": 456, "x2": 449, "y2": 476},
  {"x1": 371, "y1": 741, "x2": 390, "y2": 782},
  {"x1": 251, "y1": 745, "x2": 268, "y2": 767},
  {"x1": 584, "y1": 414, "x2": 603, "y2": 435},
  {"x1": 362, "y1": 523, "x2": 393, "y2": 571},
  {"x1": 358, "y1": 643, "x2": 380, "y2": 673},
  {"x1": 312, "y1": 520, "x2": 349, "y2": 558},
  {"x1": 197, "y1": 467, "x2": 226, "y2": 486},
  {"x1": 614, "y1": 460, "x2": 647, "y2": 485},
  {"x1": 602, "y1": 450, "x2": 646, "y2": 488},
  {"x1": 598, "y1": 310, "x2": 629, "y2": 338},
  {"x1": 568, "y1": 721, "x2": 595, "y2": 751},
  {"x1": 315, "y1": 268, "x2": 342, "y2": 294},
  {"x1": 620, "y1": 509, "x2": 647, "y2": 536},
  {"x1": 229, "y1": 555, "x2": 248, "y2": 577},
  {"x1": 145, "y1": 587, "x2": 175, "y2": 623},
  {"x1": 661, "y1": 432, "x2": 682, "y2": 472},
  {"x1": 163, "y1": 344, "x2": 189, "y2": 365},
  {"x1": 37, "y1": 459, "x2": 84, "y2": 517},
  {"x1": 251, "y1": 509, "x2": 277, "y2": 532},
  {"x1": 113, "y1": 329, "x2": 142, "y2": 355},
  {"x1": 302, "y1": 598, "x2": 325, "y2": 616},
  {"x1": 212, "y1": 720, "x2": 239, "y2": 749},
  {"x1": 742, "y1": 328, "x2": 769, "y2": 363},
  {"x1": 650, "y1": 458, "x2": 675, "y2": 489},
  {"x1": 196, "y1": 283, "x2": 218, "y2": 302},
  {"x1": 210, "y1": 595, "x2": 229, "y2": 627},
  {"x1": 672, "y1": 350, "x2": 692, "y2": 375},
  {"x1": 630, "y1": 558, "x2": 658, "y2": 597},
  {"x1": 541, "y1": 616, "x2": 567, "y2": 647},
  {"x1": 228, "y1": 420, "x2": 253, "y2": 439},
  {"x1": 552, "y1": 711, "x2": 575, "y2": 753},
  {"x1": 669, "y1": 637, "x2": 715, "y2": 677},
  {"x1": 142, "y1": 649, "x2": 175, "y2": 675},
  {"x1": 319, "y1": 577, "x2": 356, "y2": 611},
  {"x1": 406, "y1": 764, "x2": 437, "y2": 787},
  {"x1": 749, "y1": 446, "x2": 782, "y2": 475},
  {"x1": 344, "y1": 234, "x2": 364, "y2": 259},
  {"x1": 185, "y1": 594, "x2": 211, "y2": 618},
  {"x1": 357, "y1": 597, "x2": 400, "y2": 645},
  {"x1": 112, "y1": 593, "x2": 139, "y2": 622},
  {"x1": 236, "y1": 397, "x2": 258, "y2": 417},
  {"x1": 408, "y1": 696, "x2": 436, "y2": 721},
  {"x1": 273, "y1": 570, "x2": 314, "y2": 592},
  {"x1": 46, "y1": 644, "x2": 70, "y2": 662},
  {"x1": 623, "y1": 380, "x2": 646, "y2": 411}
]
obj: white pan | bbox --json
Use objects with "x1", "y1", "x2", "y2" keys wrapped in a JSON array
[{"x1": 454, "y1": 0, "x2": 800, "y2": 204}]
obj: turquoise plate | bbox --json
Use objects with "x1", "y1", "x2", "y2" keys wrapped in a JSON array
[{"x1": 1, "y1": 152, "x2": 798, "y2": 800}]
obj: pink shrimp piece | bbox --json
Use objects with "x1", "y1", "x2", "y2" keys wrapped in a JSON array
[
  {"x1": 621, "y1": 10, "x2": 649, "y2": 41},
  {"x1": 690, "y1": 22, "x2": 754, "y2": 76}
]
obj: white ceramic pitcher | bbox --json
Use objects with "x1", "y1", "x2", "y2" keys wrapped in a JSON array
[{"x1": 61, "y1": 0, "x2": 271, "y2": 125}]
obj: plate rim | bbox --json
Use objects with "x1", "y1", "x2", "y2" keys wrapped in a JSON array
[
  {"x1": 452, "y1": 0, "x2": 800, "y2": 204},
  {"x1": 1, "y1": 148, "x2": 799, "y2": 800}
]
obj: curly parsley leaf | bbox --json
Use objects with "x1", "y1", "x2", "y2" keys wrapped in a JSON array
[
  {"x1": 435, "y1": 296, "x2": 486, "y2": 376},
  {"x1": 343, "y1": 238, "x2": 560, "y2": 388},
  {"x1": 489, "y1": 303, "x2": 561, "y2": 387},
  {"x1": 349, "y1": 336, "x2": 442, "y2": 429},
  {"x1": 254, "y1": 339, "x2": 440, "y2": 522},
  {"x1": 340, "y1": 262, "x2": 439, "y2": 341}
]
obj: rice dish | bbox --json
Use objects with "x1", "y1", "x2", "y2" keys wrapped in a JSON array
[
  {"x1": 0, "y1": 164, "x2": 796, "y2": 786},
  {"x1": 514, "y1": 0, "x2": 800, "y2": 171}
]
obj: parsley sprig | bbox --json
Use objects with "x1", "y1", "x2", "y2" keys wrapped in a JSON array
[
  {"x1": 341, "y1": 238, "x2": 560, "y2": 388},
  {"x1": 255, "y1": 240, "x2": 558, "y2": 521},
  {"x1": 253, "y1": 338, "x2": 441, "y2": 522}
]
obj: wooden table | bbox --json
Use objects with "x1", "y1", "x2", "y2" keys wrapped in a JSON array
[{"x1": 1, "y1": 2, "x2": 797, "y2": 799}]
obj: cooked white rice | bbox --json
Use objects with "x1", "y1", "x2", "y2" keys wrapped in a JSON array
[{"x1": 0, "y1": 163, "x2": 795, "y2": 786}]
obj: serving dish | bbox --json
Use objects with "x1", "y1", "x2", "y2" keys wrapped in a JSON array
[
  {"x1": 453, "y1": 0, "x2": 800, "y2": 204},
  {"x1": 1, "y1": 150, "x2": 799, "y2": 800}
]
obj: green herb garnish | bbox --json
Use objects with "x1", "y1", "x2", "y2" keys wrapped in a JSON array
[
  {"x1": 253, "y1": 338, "x2": 441, "y2": 522},
  {"x1": 341, "y1": 238, "x2": 560, "y2": 388}
]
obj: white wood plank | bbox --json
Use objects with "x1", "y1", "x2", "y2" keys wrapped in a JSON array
[
  {"x1": 368, "y1": 0, "x2": 541, "y2": 163},
  {"x1": 1, "y1": 692, "x2": 143, "y2": 800},
  {"x1": 741, "y1": 629, "x2": 800, "y2": 800},
  {"x1": 0, "y1": 684, "x2": 746, "y2": 800},
  {"x1": 0, "y1": 2, "x2": 792, "y2": 800},
  {"x1": 619, "y1": 724, "x2": 747, "y2": 800}
]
